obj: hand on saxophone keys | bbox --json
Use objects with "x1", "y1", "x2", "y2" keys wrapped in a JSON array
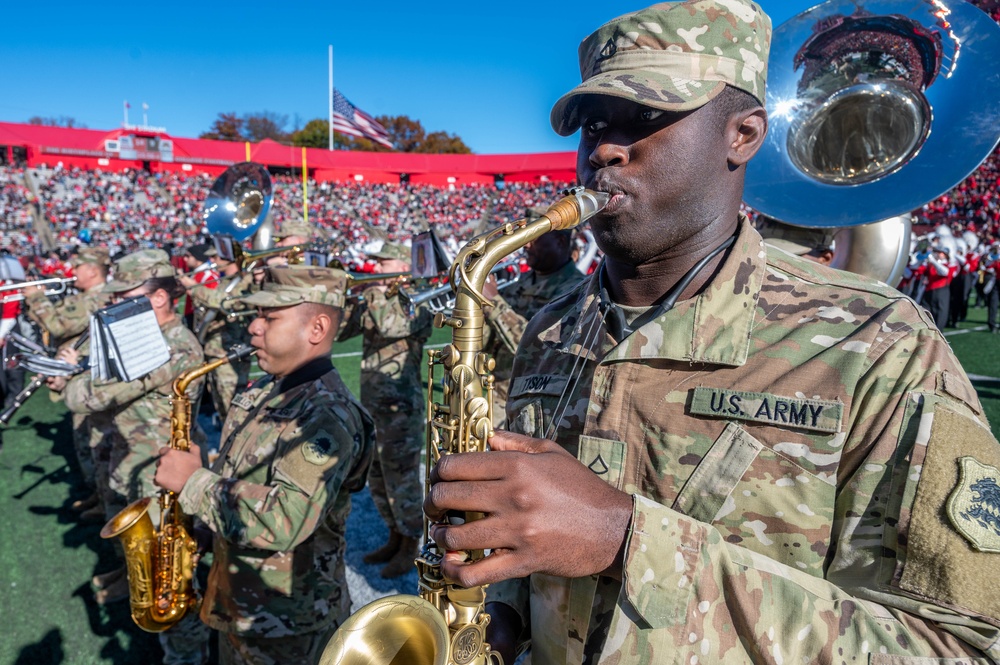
[
  {"x1": 423, "y1": 430, "x2": 633, "y2": 588},
  {"x1": 154, "y1": 443, "x2": 203, "y2": 494}
]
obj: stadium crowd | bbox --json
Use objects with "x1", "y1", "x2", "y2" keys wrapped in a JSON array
[{"x1": 0, "y1": 143, "x2": 998, "y2": 334}]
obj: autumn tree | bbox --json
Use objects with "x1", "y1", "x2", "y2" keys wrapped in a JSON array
[
  {"x1": 376, "y1": 115, "x2": 471, "y2": 154},
  {"x1": 290, "y1": 115, "x2": 471, "y2": 153},
  {"x1": 243, "y1": 112, "x2": 289, "y2": 143},
  {"x1": 200, "y1": 112, "x2": 245, "y2": 141},
  {"x1": 28, "y1": 116, "x2": 85, "y2": 128},
  {"x1": 289, "y1": 119, "x2": 390, "y2": 151}
]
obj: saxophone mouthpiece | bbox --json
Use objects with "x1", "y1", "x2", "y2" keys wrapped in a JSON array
[
  {"x1": 575, "y1": 188, "x2": 611, "y2": 220},
  {"x1": 545, "y1": 187, "x2": 611, "y2": 231},
  {"x1": 226, "y1": 345, "x2": 256, "y2": 362}
]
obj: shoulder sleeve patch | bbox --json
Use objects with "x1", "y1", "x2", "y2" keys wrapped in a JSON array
[
  {"x1": 947, "y1": 457, "x2": 1000, "y2": 553},
  {"x1": 898, "y1": 404, "x2": 1000, "y2": 625}
]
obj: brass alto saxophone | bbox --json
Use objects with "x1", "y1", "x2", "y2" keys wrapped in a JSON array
[
  {"x1": 101, "y1": 344, "x2": 256, "y2": 632},
  {"x1": 320, "y1": 186, "x2": 608, "y2": 665}
]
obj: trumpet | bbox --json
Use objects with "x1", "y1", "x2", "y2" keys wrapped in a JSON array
[
  {"x1": 0, "y1": 276, "x2": 76, "y2": 303},
  {"x1": 177, "y1": 262, "x2": 218, "y2": 279},
  {"x1": 345, "y1": 270, "x2": 411, "y2": 301},
  {"x1": 398, "y1": 260, "x2": 521, "y2": 316}
]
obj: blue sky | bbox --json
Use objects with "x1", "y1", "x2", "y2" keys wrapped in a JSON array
[{"x1": 0, "y1": 1, "x2": 807, "y2": 154}]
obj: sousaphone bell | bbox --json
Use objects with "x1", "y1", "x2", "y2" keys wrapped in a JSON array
[{"x1": 745, "y1": 0, "x2": 1000, "y2": 284}]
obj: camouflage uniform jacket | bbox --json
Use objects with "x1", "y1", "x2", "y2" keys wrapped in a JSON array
[
  {"x1": 24, "y1": 283, "x2": 109, "y2": 348},
  {"x1": 496, "y1": 216, "x2": 1000, "y2": 664},
  {"x1": 486, "y1": 260, "x2": 586, "y2": 414},
  {"x1": 64, "y1": 317, "x2": 204, "y2": 501},
  {"x1": 338, "y1": 286, "x2": 432, "y2": 404},
  {"x1": 178, "y1": 359, "x2": 375, "y2": 637},
  {"x1": 190, "y1": 273, "x2": 254, "y2": 357}
]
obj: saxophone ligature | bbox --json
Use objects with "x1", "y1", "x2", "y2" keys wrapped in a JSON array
[
  {"x1": 100, "y1": 344, "x2": 256, "y2": 632},
  {"x1": 319, "y1": 186, "x2": 608, "y2": 665}
]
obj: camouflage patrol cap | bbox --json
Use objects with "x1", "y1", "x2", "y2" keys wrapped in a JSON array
[
  {"x1": 239, "y1": 265, "x2": 347, "y2": 309},
  {"x1": 71, "y1": 246, "x2": 111, "y2": 268},
  {"x1": 104, "y1": 249, "x2": 176, "y2": 293},
  {"x1": 368, "y1": 242, "x2": 410, "y2": 263},
  {"x1": 279, "y1": 219, "x2": 313, "y2": 240},
  {"x1": 551, "y1": 0, "x2": 772, "y2": 136}
]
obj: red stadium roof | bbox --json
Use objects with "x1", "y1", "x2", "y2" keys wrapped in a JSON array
[{"x1": 0, "y1": 122, "x2": 577, "y2": 185}]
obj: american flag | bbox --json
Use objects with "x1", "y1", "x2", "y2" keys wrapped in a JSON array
[{"x1": 332, "y1": 89, "x2": 394, "y2": 149}]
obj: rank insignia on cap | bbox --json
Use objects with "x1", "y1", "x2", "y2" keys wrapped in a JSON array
[{"x1": 947, "y1": 457, "x2": 1000, "y2": 553}]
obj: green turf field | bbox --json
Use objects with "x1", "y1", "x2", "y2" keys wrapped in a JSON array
[{"x1": 0, "y1": 312, "x2": 997, "y2": 665}]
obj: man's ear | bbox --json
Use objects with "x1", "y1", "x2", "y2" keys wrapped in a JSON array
[{"x1": 728, "y1": 107, "x2": 768, "y2": 167}]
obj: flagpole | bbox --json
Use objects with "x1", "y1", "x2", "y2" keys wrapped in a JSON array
[
  {"x1": 123, "y1": 100, "x2": 129, "y2": 127},
  {"x1": 302, "y1": 147, "x2": 309, "y2": 224},
  {"x1": 328, "y1": 45, "x2": 334, "y2": 151}
]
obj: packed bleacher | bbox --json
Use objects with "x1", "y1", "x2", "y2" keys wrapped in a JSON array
[
  {"x1": 0, "y1": 164, "x2": 576, "y2": 262},
  {"x1": 3, "y1": 146, "x2": 1000, "y2": 264}
]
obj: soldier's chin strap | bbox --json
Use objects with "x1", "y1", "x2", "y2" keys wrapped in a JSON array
[{"x1": 598, "y1": 234, "x2": 736, "y2": 343}]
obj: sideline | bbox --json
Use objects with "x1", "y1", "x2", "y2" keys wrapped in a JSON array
[{"x1": 943, "y1": 325, "x2": 988, "y2": 336}]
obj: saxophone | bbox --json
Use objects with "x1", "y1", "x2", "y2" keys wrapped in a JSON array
[
  {"x1": 100, "y1": 344, "x2": 256, "y2": 633},
  {"x1": 319, "y1": 186, "x2": 608, "y2": 665}
]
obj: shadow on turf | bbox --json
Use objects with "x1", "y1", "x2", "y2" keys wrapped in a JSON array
[
  {"x1": 13, "y1": 628, "x2": 65, "y2": 664},
  {"x1": 71, "y1": 581, "x2": 163, "y2": 664}
]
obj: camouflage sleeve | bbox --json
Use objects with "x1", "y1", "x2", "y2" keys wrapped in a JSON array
[
  {"x1": 486, "y1": 294, "x2": 528, "y2": 356},
  {"x1": 189, "y1": 283, "x2": 228, "y2": 310},
  {"x1": 609, "y1": 319, "x2": 1000, "y2": 662},
  {"x1": 336, "y1": 298, "x2": 364, "y2": 342},
  {"x1": 63, "y1": 342, "x2": 203, "y2": 414},
  {"x1": 178, "y1": 405, "x2": 364, "y2": 552},
  {"x1": 366, "y1": 288, "x2": 432, "y2": 342},
  {"x1": 24, "y1": 292, "x2": 92, "y2": 341}
]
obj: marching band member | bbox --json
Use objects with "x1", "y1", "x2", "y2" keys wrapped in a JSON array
[
  {"x1": 180, "y1": 243, "x2": 218, "y2": 330},
  {"x1": 338, "y1": 242, "x2": 433, "y2": 578},
  {"x1": 156, "y1": 265, "x2": 374, "y2": 665},
  {"x1": 180, "y1": 249, "x2": 253, "y2": 422},
  {"x1": 23, "y1": 246, "x2": 112, "y2": 516}
]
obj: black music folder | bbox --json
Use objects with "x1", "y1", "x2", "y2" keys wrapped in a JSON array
[{"x1": 89, "y1": 296, "x2": 170, "y2": 382}]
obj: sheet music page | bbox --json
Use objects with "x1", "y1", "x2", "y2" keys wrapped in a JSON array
[
  {"x1": 89, "y1": 314, "x2": 108, "y2": 382},
  {"x1": 96, "y1": 297, "x2": 170, "y2": 382}
]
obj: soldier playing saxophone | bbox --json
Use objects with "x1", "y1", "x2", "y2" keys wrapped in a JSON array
[{"x1": 156, "y1": 265, "x2": 374, "y2": 665}]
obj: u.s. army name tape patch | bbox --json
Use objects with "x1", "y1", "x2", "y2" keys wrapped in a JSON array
[
  {"x1": 510, "y1": 374, "x2": 569, "y2": 397},
  {"x1": 690, "y1": 387, "x2": 843, "y2": 433}
]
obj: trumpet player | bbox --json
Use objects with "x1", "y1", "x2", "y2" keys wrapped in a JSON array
[
  {"x1": 426, "y1": 2, "x2": 1000, "y2": 663},
  {"x1": 338, "y1": 241, "x2": 433, "y2": 578},
  {"x1": 23, "y1": 246, "x2": 111, "y2": 516},
  {"x1": 155, "y1": 265, "x2": 374, "y2": 665},
  {"x1": 180, "y1": 248, "x2": 253, "y2": 422}
]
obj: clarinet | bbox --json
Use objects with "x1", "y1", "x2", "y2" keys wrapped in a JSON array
[{"x1": 0, "y1": 330, "x2": 90, "y2": 426}]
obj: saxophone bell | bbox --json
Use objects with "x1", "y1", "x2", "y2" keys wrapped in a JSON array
[{"x1": 101, "y1": 347, "x2": 256, "y2": 633}]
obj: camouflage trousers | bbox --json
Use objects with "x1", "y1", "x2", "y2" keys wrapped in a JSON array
[
  {"x1": 159, "y1": 612, "x2": 211, "y2": 665},
  {"x1": 206, "y1": 357, "x2": 250, "y2": 421},
  {"x1": 367, "y1": 399, "x2": 424, "y2": 539},
  {"x1": 72, "y1": 413, "x2": 95, "y2": 488},
  {"x1": 218, "y1": 624, "x2": 337, "y2": 665}
]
